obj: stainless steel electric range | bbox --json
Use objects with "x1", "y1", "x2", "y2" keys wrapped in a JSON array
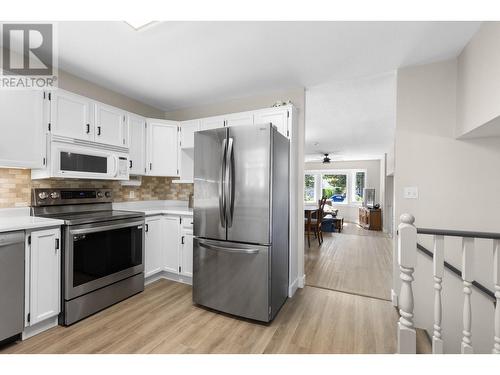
[{"x1": 31, "y1": 188, "x2": 145, "y2": 326}]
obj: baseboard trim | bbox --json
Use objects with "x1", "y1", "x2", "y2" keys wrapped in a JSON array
[
  {"x1": 298, "y1": 274, "x2": 306, "y2": 288},
  {"x1": 288, "y1": 278, "x2": 298, "y2": 297},
  {"x1": 145, "y1": 271, "x2": 192, "y2": 286},
  {"x1": 391, "y1": 288, "x2": 398, "y2": 307},
  {"x1": 288, "y1": 274, "x2": 306, "y2": 297},
  {"x1": 22, "y1": 316, "x2": 58, "y2": 340}
]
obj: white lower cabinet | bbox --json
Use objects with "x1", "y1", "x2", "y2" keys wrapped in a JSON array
[
  {"x1": 180, "y1": 232, "x2": 193, "y2": 277},
  {"x1": 144, "y1": 215, "x2": 193, "y2": 283},
  {"x1": 163, "y1": 216, "x2": 180, "y2": 274},
  {"x1": 25, "y1": 228, "x2": 61, "y2": 327},
  {"x1": 144, "y1": 216, "x2": 164, "y2": 278}
]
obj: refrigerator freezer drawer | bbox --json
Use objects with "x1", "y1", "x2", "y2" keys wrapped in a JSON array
[{"x1": 193, "y1": 238, "x2": 270, "y2": 322}]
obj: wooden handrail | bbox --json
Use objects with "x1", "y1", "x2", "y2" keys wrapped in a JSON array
[
  {"x1": 417, "y1": 228, "x2": 500, "y2": 240},
  {"x1": 398, "y1": 213, "x2": 500, "y2": 354},
  {"x1": 416, "y1": 243, "x2": 496, "y2": 303}
]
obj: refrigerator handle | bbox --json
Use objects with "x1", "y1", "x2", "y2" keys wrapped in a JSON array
[
  {"x1": 225, "y1": 137, "x2": 234, "y2": 228},
  {"x1": 219, "y1": 138, "x2": 227, "y2": 228},
  {"x1": 199, "y1": 241, "x2": 259, "y2": 254}
]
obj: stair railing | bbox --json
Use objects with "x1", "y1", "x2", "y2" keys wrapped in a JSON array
[{"x1": 397, "y1": 213, "x2": 500, "y2": 354}]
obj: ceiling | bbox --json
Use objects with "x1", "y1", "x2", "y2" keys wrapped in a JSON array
[
  {"x1": 53, "y1": 21, "x2": 481, "y2": 112},
  {"x1": 305, "y1": 72, "x2": 397, "y2": 160}
]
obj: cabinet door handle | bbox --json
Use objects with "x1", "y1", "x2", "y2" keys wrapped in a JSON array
[
  {"x1": 97, "y1": 126, "x2": 102, "y2": 136},
  {"x1": 145, "y1": 224, "x2": 149, "y2": 232},
  {"x1": 149, "y1": 163, "x2": 152, "y2": 170},
  {"x1": 55, "y1": 238, "x2": 59, "y2": 250},
  {"x1": 129, "y1": 160, "x2": 133, "y2": 169},
  {"x1": 86, "y1": 124, "x2": 90, "y2": 134}
]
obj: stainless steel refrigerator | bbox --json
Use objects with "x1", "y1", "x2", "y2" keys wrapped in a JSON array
[{"x1": 193, "y1": 123, "x2": 289, "y2": 322}]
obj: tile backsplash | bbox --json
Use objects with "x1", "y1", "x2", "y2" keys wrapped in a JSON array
[{"x1": 0, "y1": 168, "x2": 193, "y2": 208}]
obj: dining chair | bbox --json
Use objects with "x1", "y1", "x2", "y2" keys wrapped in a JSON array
[{"x1": 304, "y1": 197, "x2": 327, "y2": 247}]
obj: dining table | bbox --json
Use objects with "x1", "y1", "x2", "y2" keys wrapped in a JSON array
[
  {"x1": 304, "y1": 205, "x2": 319, "y2": 248},
  {"x1": 304, "y1": 204, "x2": 340, "y2": 247}
]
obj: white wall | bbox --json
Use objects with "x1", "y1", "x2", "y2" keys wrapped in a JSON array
[
  {"x1": 304, "y1": 159, "x2": 382, "y2": 223},
  {"x1": 165, "y1": 87, "x2": 306, "y2": 295},
  {"x1": 395, "y1": 58, "x2": 500, "y2": 353},
  {"x1": 457, "y1": 22, "x2": 500, "y2": 137},
  {"x1": 58, "y1": 70, "x2": 165, "y2": 118}
]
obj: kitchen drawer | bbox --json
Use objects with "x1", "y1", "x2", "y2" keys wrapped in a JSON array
[{"x1": 182, "y1": 217, "x2": 193, "y2": 231}]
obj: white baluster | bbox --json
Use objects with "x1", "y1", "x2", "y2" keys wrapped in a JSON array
[
  {"x1": 397, "y1": 213, "x2": 417, "y2": 354},
  {"x1": 432, "y1": 235, "x2": 444, "y2": 354},
  {"x1": 493, "y1": 240, "x2": 500, "y2": 354},
  {"x1": 461, "y1": 237, "x2": 474, "y2": 354}
]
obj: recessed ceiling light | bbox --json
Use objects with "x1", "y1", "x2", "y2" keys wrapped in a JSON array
[{"x1": 124, "y1": 20, "x2": 158, "y2": 31}]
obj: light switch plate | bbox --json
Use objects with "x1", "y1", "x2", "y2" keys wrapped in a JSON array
[
  {"x1": 129, "y1": 190, "x2": 135, "y2": 199},
  {"x1": 404, "y1": 186, "x2": 418, "y2": 199}
]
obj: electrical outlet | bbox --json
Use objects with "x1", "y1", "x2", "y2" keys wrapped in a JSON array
[
  {"x1": 404, "y1": 186, "x2": 418, "y2": 199},
  {"x1": 129, "y1": 190, "x2": 135, "y2": 199}
]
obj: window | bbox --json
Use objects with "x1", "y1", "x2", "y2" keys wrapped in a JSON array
[
  {"x1": 353, "y1": 171, "x2": 365, "y2": 203},
  {"x1": 304, "y1": 169, "x2": 367, "y2": 205},
  {"x1": 322, "y1": 174, "x2": 347, "y2": 203},
  {"x1": 304, "y1": 174, "x2": 316, "y2": 203}
]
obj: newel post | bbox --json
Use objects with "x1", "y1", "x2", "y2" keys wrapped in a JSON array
[{"x1": 397, "y1": 213, "x2": 417, "y2": 354}]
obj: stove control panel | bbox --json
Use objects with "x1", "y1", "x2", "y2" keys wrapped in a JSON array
[{"x1": 32, "y1": 188, "x2": 113, "y2": 206}]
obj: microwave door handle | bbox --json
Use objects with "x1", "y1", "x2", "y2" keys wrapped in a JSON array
[{"x1": 111, "y1": 155, "x2": 119, "y2": 177}]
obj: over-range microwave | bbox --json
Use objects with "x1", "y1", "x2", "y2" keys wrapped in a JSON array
[{"x1": 32, "y1": 137, "x2": 130, "y2": 180}]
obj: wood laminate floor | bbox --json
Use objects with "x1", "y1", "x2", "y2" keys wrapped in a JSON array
[
  {"x1": 1, "y1": 221, "x2": 398, "y2": 354},
  {"x1": 305, "y1": 222, "x2": 393, "y2": 301},
  {"x1": 1, "y1": 279, "x2": 398, "y2": 354}
]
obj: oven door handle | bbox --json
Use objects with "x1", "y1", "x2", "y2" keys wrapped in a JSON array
[{"x1": 69, "y1": 220, "x2": 145, "y2": 235}]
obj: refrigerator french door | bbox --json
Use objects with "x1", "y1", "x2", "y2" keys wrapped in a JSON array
[{"x1": 193, "y1": 123, "x2": 289, "y2": 322}]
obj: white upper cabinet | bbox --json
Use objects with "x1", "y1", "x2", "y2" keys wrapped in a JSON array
[
  {"x1": 146, "y1": 119, "x2": 179, "y2": 177},
  {"x1": 225, "y1": 112, "x2": 254, "y2": 128},
  {"x1": 180, "y1": 119, "x2": 200, "y2": 149},
  {"x1": 50, "y1": 89, "x2": 130, "y2": 148},
  {"x1": 94, "y1": 102, "x2": 127, "y2": 147},
  {"x1": 164, "y1": 216, "x2": 180, "y2": 274},
  {"x1": 0, "y1": 90, "x2": 46, "y2": 169},
  {"x1": 50, "y1": 89, "x2": 93, "y2": 141},
  {"x1": 27, "y1": 228, "x2": 61, "y2": 326},
  {"x1": 200, "y1": 116, "x2": 225, "y2": 131},
  {"x1": 128, "y1": 113, "x2": 146, "y2": 175},
  {"x1": 254, "y1": 107, "x2": 289, "y2": 138}
]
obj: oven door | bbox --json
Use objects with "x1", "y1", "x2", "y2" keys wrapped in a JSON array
[{"x1": 64, "y1": 218, "x2": 145, "y2": 300}]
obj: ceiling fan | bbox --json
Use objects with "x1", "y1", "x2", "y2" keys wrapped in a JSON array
[{"x1": 305, "y1": 152, "x2": 336, "y2": 163}]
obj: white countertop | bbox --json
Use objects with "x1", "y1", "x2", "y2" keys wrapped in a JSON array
[
  {"x1": 113, "y1": 200, "x2": 193, "y2": 217},
  {"x1": 0, "y1": 208, "x2": 64, "y2": 233}
]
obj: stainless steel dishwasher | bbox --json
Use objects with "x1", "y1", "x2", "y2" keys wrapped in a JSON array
[{"x1": 0, "y1": 231, "x2": 24, "y2": 343}]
